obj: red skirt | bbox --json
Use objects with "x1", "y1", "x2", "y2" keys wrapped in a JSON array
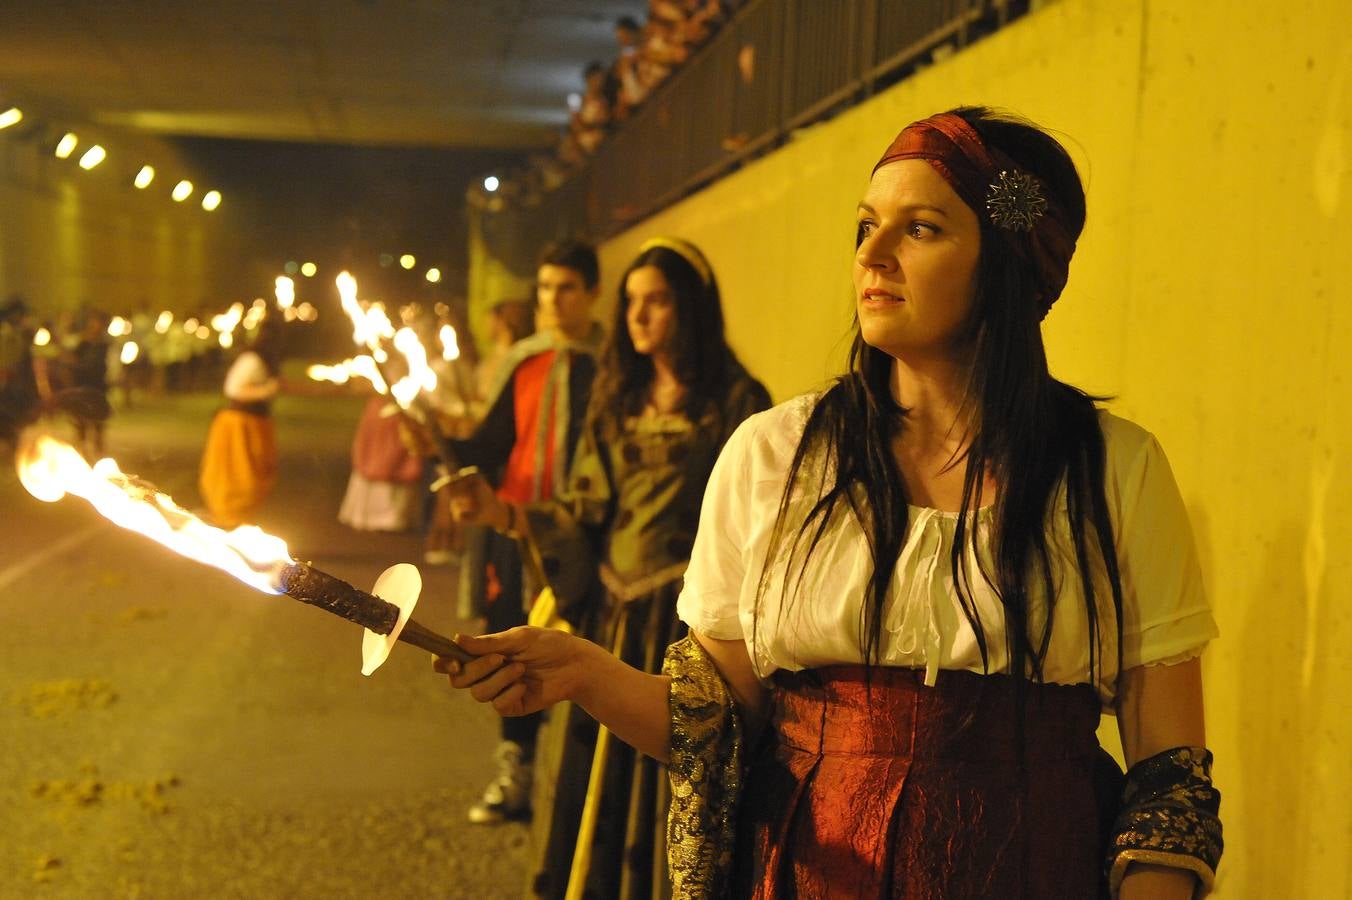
[{"x1": 733, "y1": 667, "x2": 1117, "y2": 900}]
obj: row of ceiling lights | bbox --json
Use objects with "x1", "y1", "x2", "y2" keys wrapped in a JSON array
[
  {"x1": 4, "y1": 105, "x2": 452, "y2": 287},
  {"x1": 1, "y1": 105, "x2": 222, "y2": 211},
  {"x1": 279, "y1": 254, "x2": 443, "y2": 285}
]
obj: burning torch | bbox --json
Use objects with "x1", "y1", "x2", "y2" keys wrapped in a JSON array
[
  {"x1": 319, "y1": 272, "x2": 470, "y2": 485},
  {"x1": 16, "y1": 435, "x2": 472, "y2": 673}
]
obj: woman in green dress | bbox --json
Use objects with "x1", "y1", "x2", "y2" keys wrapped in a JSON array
[{"x1": 449, "y1": 236, "x2": 769, "y2": 899}]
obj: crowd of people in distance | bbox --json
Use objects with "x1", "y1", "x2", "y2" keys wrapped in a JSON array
[
  {"x1": 476, "y1": 1, "x2": 742, "y2": 211},
  {"x1": 0, "y1": 295, "x2": 276, "y2": 465},
  {"x1": 0, "y1": 299, "x2": 128, "y2": 462}
]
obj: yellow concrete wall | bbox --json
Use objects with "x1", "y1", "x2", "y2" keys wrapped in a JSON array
[
  {"x1": 0, "y1": 122, "x2": 245, "y2": 319},
  {"x1": 596, "y1": 0, "x2": 1352, "y2": 894},
  {"x1": 465, "y1": 205, "x2": 535, "y2": 350}
]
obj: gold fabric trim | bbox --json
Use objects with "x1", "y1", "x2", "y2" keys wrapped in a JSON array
[
  {"x1": 1108, "y1": 849, "x2": 1215, "y2": 894},
  {"x1": 601, "y1": 561, "x2": 688, "y2": 604},
  {"x1": 1105, "y1": 746, "x2": 1223, "y2": 897},
  {"x1": 663, "y1": 635, "x2": 743, "y2": 900},
  {"x1": 637, "y1": 237, "x2": 713, "y2": 287}
]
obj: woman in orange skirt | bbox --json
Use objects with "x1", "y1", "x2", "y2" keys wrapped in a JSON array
[{"x1": 199, "y1": 320, "x2": 283, "y2": 528}]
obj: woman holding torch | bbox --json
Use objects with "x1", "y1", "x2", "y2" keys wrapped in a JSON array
[
  {"x1": 448, "y1": 237, "x2": 769, "y2": 899},
  {"x1": 199, "y1": 317, "x2": 285, "y2": 529},
  {"x1": 439, "y1": 108, "x2": 1223, "y2": 898}
]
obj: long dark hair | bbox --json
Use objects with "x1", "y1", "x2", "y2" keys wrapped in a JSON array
[
  {"x1": 759, "y1": 107, "x2": 1124, "y2": 697},
  {"x1": 587, "y1": 240, "x2": 741, "y2": 427}
]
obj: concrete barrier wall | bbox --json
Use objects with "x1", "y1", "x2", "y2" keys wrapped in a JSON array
[
  {"x1": 588, "y1": 0, "x2": 1351, "y2": 894},
  {"x1": 0, "y1": 120, "x2": 244, "y2": 319}
]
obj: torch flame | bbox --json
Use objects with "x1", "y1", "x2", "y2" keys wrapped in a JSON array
[
  {"x1": 306, "y1": 356, "x2": 388, "y2": 393},
  {"x1": 17, "y1": 435, "x2": 292, "y2": 594},
  {"x1": 439, "y1": 324, "x2": 459, "y2": 361},
  {"x1": 390, "y1": 327, "x2": 437, "y2": 409},
  {"x1": 275, "y1": 276, "x2": 296, "y2": 310},
  {"x1": 335, "y1": 271, "x2": 395, "y2": 352}
]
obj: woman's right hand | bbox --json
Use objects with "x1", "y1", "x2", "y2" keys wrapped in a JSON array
[{"x1": 433, "y1": 627, "x2": 601, "y2": 717}]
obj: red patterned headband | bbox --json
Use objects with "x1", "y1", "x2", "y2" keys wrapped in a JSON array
[{"x1": 874, "y1": 112, "x2": 1076, "y2": 314}]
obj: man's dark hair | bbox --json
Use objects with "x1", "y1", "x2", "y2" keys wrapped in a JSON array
[
  {"x1": 615, "y1": 15, "x2": 640, "y2": 32},
  {"x1": 537, "y1": 239, "x2": 599, "y2": 290}
]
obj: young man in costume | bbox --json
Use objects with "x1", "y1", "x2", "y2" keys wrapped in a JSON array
[{"x1": 449, "y1": 239, "x2": 603, "y2": 824}]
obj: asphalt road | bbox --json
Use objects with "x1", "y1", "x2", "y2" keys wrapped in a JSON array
[{"x1": 0, "y1": 390, "x2": 528, "y2": 899}]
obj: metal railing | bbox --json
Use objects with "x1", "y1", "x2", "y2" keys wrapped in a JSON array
[{"x1": 479, "y1": 0, "x2": 1025, "y2": 275}]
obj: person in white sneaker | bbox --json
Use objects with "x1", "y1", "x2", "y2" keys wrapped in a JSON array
[
  {"x1": 448, "y1": 240, "x2": 603, "y2": 825},
  {"x1": 449, "y1": 238, "x2": 769, "y2": 894}
]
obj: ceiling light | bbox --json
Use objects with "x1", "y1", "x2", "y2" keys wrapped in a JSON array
[
  {"x1": 0, "y1": 108, "x2": 22, "y2": 129},
  {"x1": 78, "y1": 144, "x2": 106, "y2": 170},
  {"x1": 425, "y1": 267, "x2": 442, "y2": 283},
  {"x1": 201, "y1": 190, "x2": 221, "y2": 211},
  {"x1": 134, "y1": 165, "x2": 155, "y2": 189},
  {"x1": 300, "y1": 262, "x2": 317, "y2": 277},
  {"x1": 171, "y1": 180, "x2": 193, "y2": 202},
  {"x1": 399, "y1": 254, "x2": 416, "y2": 270},
  {"x1": 54, "y1": 133, "x2": 78, "y2": 159},
  {"x1": 483, "y1": 175, "x2": 500, "y2": 193}
]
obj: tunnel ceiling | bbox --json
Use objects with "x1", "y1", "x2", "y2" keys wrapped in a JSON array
[{"x1": 0, "y1": 0, "x2": 643, "y2": 149}]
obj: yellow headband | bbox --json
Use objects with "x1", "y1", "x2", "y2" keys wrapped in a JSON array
[{"x1": 637, "y1": 237, "x2": 712, "y2": 287}]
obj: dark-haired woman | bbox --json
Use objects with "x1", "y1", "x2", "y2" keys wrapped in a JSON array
[
  {"x1": 199, "y1": 319, "x2": 284, "y2": 528},
  {"x1": 439, "y1": 110, "x2": 1222, "y2": 899},
  {"x1": 450, "y1": 237, "x2": 769, "y2": 899}
]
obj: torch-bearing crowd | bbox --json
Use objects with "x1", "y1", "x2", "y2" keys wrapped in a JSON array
[{"x1": 11, "y1": 106, "x2": 1225, "y2": 900}]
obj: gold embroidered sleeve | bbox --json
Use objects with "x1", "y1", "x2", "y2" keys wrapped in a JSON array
[
  {"x1": 1106, "y1": 746, "x2": 1224, "y2": 895},
  {"x1": 663, "y1": 635, "x2": 743, "y2": 900}
]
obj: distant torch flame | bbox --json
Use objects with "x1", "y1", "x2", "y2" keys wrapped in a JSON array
[
  {"x1": 336, "y1": 271, "x2": 394, "y2": 351},
  {"x1": 390, "y1": 327, "x2": 437, "y2": 408},
  {"x1": 17, "y1": 435, "x2": 291, "y2": 593},
  {"x1": 306, "y1": 356, "x2": 388, "y2": 393},
  {"x1": 275, "y1": 276, "x2": 296, "y2": 310},
  {"x1": 439, "y1": 324, "x2": 459, "y2": 361}
]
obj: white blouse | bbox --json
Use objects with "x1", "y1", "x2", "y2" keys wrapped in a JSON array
[{"x1": 676, "y1": 394, "x2": 1218, "y2": 704}]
